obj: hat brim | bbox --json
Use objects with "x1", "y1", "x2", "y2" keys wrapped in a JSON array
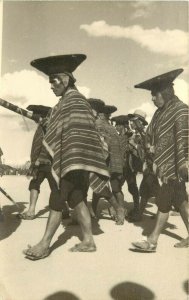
[
  {"x1": 128, "y1": 114, "x2": 148, "y2": 126},
  {"x1": 88, "y1": 99, "x2": 105, "y2": 113},
  {"x1": 134, "y1": 68, "x2": 183, "y2": 91},
  {"x1": 111, "y1": 115, "x2": 129, "y2": 125},
  {"x1": 103, "y1": 106, "x2": 117, "y2": 114},
  {"x1": 26, "y1": 105, "x2": 51, "y2": 117},
  {"x1": 31, "y1": 54, "x2": 87, "y2": 75}
]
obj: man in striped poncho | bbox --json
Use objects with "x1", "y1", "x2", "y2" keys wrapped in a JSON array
[
  {"x1": 132, "y1": 69, "x2": 189, "y2": 252},
  {"x1": 23, "y1": 54, "x2": 122, "y2": 259}
]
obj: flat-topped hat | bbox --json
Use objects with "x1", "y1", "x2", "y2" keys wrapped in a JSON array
[
  {"x1": 26, "y1": 105, "x2": 51, "y2": 118},
  {"x1": 134, "y1": 68, "x2": 183, "y2": 93},
  {"x1": 103, "y1": 105, "x2": 117, "y2": 115},
  {"x1": 88, "y1": 98, "x2": 105, "y2": 113},
  {"x1": 128, "y1": 109, "x2": 148, "y2": 126},
  {"x1": 30, "y1": 54, "x2": 87, "y2": 76},
  {"x1": 111, "y1": 115, "x2": 129, "y2": 125}
]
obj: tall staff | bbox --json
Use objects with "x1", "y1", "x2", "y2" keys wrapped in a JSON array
[{"x1": 0, "y1": 98, "x2": 42, "y2": 123}]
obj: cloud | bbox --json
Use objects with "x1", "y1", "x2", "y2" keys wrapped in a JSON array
[
  {"x1": 80, "y1": 21, "x2": 188, "y2": 57},
  {"x1": 0, "y1": 69, "x2": 91, "y2": 119},
  {"x1": 77, "y1": 86, "x2": 90, "y2": 98},
  {"x1": 0, "y1": 114, "x2": 36, "y2": 165},
  {"x1": 131, "y1": 1, "x2": 155, "y2": 19},
  {"x1": 0, "y1": 70, "x2": 91, "y2": 164},
  {"x1": 0, "y1": 70, "x2": 56, "y2": 107},
  {"x1": 174, "y1": 78, "x2": 188, "y2": 105}
]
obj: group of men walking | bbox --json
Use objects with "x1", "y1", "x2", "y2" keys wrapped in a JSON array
[{"x1": 13, "y1": 53, "x2": 188, "y2": 260}]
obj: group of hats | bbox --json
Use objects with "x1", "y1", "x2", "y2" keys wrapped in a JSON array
[
  {"x1": 112, "y1": 109, "x2": 148, "y2": 126},
  {"x1": 88, "y1": 98, "x2": 117, "y2": 115},
  {"x1": 30, "y1": 54, "x2": 184, "y2": 123},
  {"x1": 31, "y1": 53, "x2": 183, "y2": 93}
]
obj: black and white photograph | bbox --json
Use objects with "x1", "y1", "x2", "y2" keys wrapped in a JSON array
[{"x1": 0, "y1": 1, "x2": 188, "y2": 299}]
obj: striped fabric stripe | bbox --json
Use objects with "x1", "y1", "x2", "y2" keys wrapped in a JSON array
[
  {"x1": 30, "y1": 125, "x2": 44, "y2": 164},
  {"x1": 147, "y1": 96, "x2": 188, "y2": 181},
  {"x1": 95, "y1": 119, "x2": 123, "y2": 174},
  {"x1": 43, "y1": 88, "x2": 110, "y2": 192}
]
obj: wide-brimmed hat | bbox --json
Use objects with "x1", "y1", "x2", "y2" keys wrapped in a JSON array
[
  {"x1": 134, "y1": 68, "x2": 183, "y2": 93},
  {"x1": 26, "y1": 105, "x2": 51, "y2": 118},
  {"x1": 30, "y1": 54, "x2": 86, "y2": 76},
  {"x1": 128, "y1": 109, "x2": 148, "y2": 126},
  {"x1": 88, "y1": 98, "x2": 105, "y2": 113},
  {"x1": 102, "y1": 105, "x2": 117, "y2": 115},
  {"x1": 111, "y1": 115, "x2": 129, "y2": 125}
]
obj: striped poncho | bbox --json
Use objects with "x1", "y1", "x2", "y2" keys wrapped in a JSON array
[
  {"x1": 31, "y1": 125, "x2": 51, "y2": 165},
  {"x1": 30, "y1": 125, "x2": 44, "y2": 164},
  {"x1": 43, "y1": 88, "x2": 110, "y2": 193},
  {"x1": 95, "y1": 118, "x2": 123, "y2": 175},
  {"x1": 146, "y1": 96, "x2": 188, "y2": 182}
]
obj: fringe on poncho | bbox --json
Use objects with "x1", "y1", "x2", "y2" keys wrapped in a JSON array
[
  {"x1": 43, "y1": 88, "x2": 110, "y2": 193},
  {"x1": 146, "y1": 96, "x2": 188, "y2": 181}
]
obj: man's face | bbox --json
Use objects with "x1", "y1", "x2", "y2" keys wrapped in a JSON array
[
  {"x1": 49, "y1": 76, "x2": 66, "y2": 97},
  {"x1": 151, "y1": 92, "x2": 165, "y2": 108},
  {"x1": 92, "y1": 109, "x2": 98, "y2": 118},
  {"x1": 115, "y1": 124, "x2": 124, "y2": 134}
]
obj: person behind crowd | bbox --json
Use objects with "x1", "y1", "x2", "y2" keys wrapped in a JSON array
[
  {"x1": 18, "y1": 105, "x2": 69, "y2": 220},
  {"x1": 126, "y1": 110, "x2": 160, "y2": 222},
  {"x1": 91, "y1": 104, "x2": 126, "y2": 224},
  {"x1": 132, "y1": 68, "x2": 189, "y2": 252},
  {"x1": 128, "y1": 110, "x2": 160, "y2": 222},
  {"x1": 112, "y1": 112, "x2": 142, "y2": 221},
  {"x1": 23, "y1": 54, "x2": 123, "y2": 260},
  {"x1": 88, "y1": 99, "x2": 125, "y2": 223}
]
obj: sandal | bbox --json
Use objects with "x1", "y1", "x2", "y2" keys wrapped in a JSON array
[
  {"x1": 174, "y1": 238, "x2": 189, "y2": 248},
  {"x1": 115, "y1": 207, "x2": 125, "y2": 225},
  {"x1": 17, "y1": 212, "x2": 35, "y2": 220},
  {"x1": 25, "y1": 249, "x2": 50, "y2": 260},
  {"x1": 69, "y1": 243, "x2": 96, "y2": 252},
  {"x1": 131, "y1": 238, "x2": 157, "y2": 252},
  {"x1": 23, "y1": 245, "x2": 50, "y2": 260}
]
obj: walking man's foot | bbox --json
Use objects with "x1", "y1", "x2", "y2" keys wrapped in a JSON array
[
  {"x1": 174, "y1": 237, "x2": 189, "y2": 248},
  {"x1": 18, "y1": 210, "x2": 35, "y2": 220},
  {"x1": 69, "y1": 241, "x2": 96, "y2": 252},
  {"x1": 23, "y1": 241, "x2": 50, "y2": 260},
  {"x1": 115, "y1": 207, "x2": 125, "y2": 225}
]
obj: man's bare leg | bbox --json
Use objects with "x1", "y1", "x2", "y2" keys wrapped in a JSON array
[
  {"x1": 108, "y1": 194, "x2": 125, "y2": 225},
  {"x1": 71, "y1": 201, "x2": 96, "y2": 251},
  {"x1": 132, "y1": 211, "x2": 169, "y2": 250},
  {"x1": 174, "y1": 200, "x2": 189, "y2": 248},
  {"x1": 20, "y1": 189, "x2": 39, "y2": 219},
  {"x1": 148, "y1": 211, "x2": 169, "y2": 244},
  {"x1": 23, "y1": 209, "x2": 62, "y2": 258}
]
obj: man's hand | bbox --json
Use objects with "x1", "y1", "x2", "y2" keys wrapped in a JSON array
[
  {"x1": 27, "y1": 164, "x2": 39, "y2": 179},
  {"x1": 178, "y1": 163, "x2": 188, "y2": 182}
]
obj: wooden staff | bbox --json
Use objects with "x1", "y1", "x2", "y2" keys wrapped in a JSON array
[{"x1": 0, "y1": 98, "x2": 42, "y2": 123}]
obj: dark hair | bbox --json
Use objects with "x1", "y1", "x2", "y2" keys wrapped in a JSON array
[{"x1": 161, "y1": 84, "x2": 175, "y2": 102}]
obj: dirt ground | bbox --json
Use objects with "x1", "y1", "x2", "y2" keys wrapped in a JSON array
[{"x1": 0, "y1": 175, "x2": 188, "y2": 300}]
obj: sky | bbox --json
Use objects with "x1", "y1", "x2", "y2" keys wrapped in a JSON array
[{"x1": 0, "y1": 0, "x2": 188, "y2": 165}]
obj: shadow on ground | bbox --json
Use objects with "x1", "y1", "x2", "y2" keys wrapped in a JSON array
[
  {"x1": 35, "y1": 205, "x2": 49, "y2": 218},
  {"x1": 183, "y1": 280, "x2": 189, "y2": 295},
  {"x1": 50, "y1": 218, "x2": 104, "y2": 253},
  {"x1": 110, "y1": 281, "x2": 155, "y2": 300},
  {"x1": 130, "y1": 206, "x2": 182, "y2": 242},
  {"x1": 43, "y1": 291, "x2": 81, "y2": 300},
  {"x1": 0, "y1": 202, "x2": 27, "y2": 241}
]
